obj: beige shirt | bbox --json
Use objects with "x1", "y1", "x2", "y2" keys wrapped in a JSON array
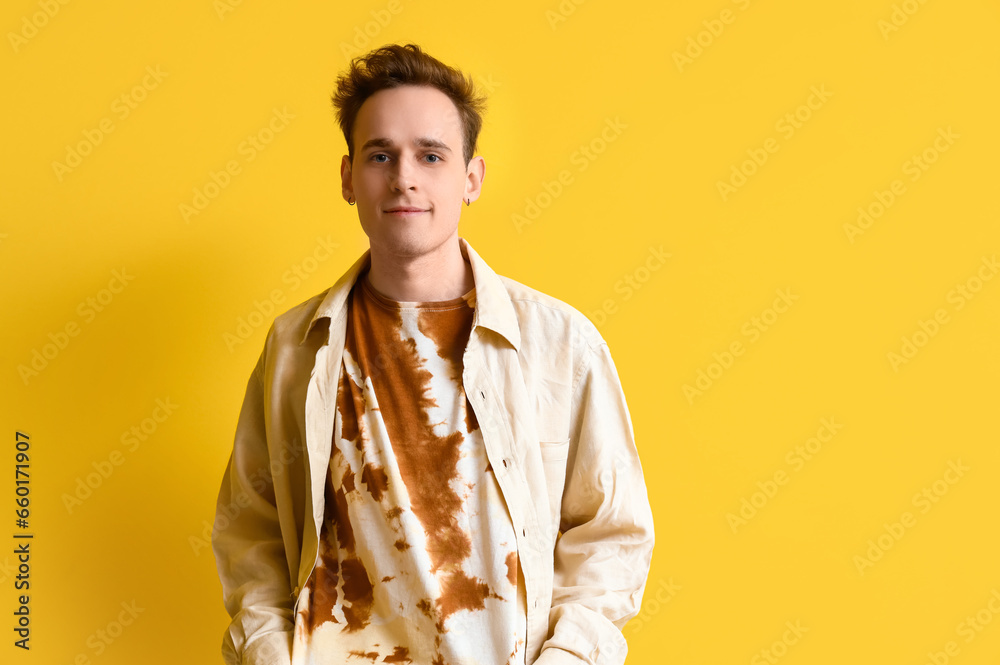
[
  {"x1": 290, "y1": 270, "x2": 526, "y2": 664},
  {"x1": 212, "y1": 237, "x2": 654, "y2": 665}
]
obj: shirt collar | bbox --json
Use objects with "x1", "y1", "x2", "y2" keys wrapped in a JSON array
[{"x1": 299, "y1": 236, "x2": 521, "y2": 351}]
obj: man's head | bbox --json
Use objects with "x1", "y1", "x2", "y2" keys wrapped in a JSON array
[
  {"x1": 333, "y1": 43, "x2": 486, "y2": 167},
  {"x1": 332, "y1": 44, "x2": 487, "y2": 261}
]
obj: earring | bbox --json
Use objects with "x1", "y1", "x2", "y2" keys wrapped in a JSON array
[
  {"x1": 465, "y1": 198, "x2": 470, "y2": 206},
  {"x1": 348, "y1": 196, "x2": 355, "y2": 205}
]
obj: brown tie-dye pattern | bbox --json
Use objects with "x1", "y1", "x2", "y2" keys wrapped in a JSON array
[
  {"x1": 299, "y1": 537, "x2": 340, "y2": 633},
  {"x1": 331, "y1": 484, "x2": 355, "y2": 552},
  {"x1": 436, "y1": 569, "x2": 502, "y2": 622},
  {"x1": 464, "y1": 400, "x2": 479, "y2": 433},
  {"x1": 358, "y1": 280, "x2": 506, "y2": 626},
  {"x1": 416, "y1": 598, "x2": 436, "y2": 621},
  {"x1": 356, "y1": 277, "x2": 478, "y2": 579},
  {"x1": 337, "y1": 366, "x2": 362, "y2": 446},
  {"x1": 302, "y1": 432, "x2": 375, "y2": 633},
  {"x1": 361, "y1": 463, "x2": 389, "y2": 502},
  {"x1": 418, "y1": 298, "x2": 479, "y2": 437},
  {"x1": 509, "y1": 638, "x2": 526, "y2": 662},
  {"x1": 342, "y1": 466, "x2": 356, "y2": 494},
  {"x1": 505, "y1": 551, "x2": 518, "y2": 586},
  {"x1": 417, "y1": 302, "x2": 471, "y2": 385},
  {"x1": 340, "y1": 557, "x2": 375, "y2": 632},
  {"x1": 383, "y1": 646, "x2": 412, "y2": 663}
]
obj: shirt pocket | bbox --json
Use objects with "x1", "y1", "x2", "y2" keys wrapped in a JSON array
[{"x1": 539, "y1": 438, "x2": 570, "y2": 532}]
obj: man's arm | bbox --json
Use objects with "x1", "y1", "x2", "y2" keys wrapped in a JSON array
[
  {"x1": 212, "y1": 341, "x2": 295, "y2": 665},
  {"x1": 536, "y1": 341, "x2": 656, "y2": 665}
]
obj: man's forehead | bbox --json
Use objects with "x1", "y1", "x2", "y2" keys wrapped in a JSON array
[{"x1": 354, "y1": 85, "x2": 462, "y2": 143}]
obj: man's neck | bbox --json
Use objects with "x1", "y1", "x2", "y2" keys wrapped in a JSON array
[{"x1": 365, "y1": 237, "x2": 475, "y2": 303}]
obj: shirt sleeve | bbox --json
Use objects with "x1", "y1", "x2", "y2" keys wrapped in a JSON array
[
  {"x1": 212, "y1": 339, "x2": 295, "y2": 665},
  {"x1": 535, "y1": 341, "x2": 656, "y2": 665}
]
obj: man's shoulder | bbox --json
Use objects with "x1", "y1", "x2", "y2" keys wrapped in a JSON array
[
  {"x1": 497, "y1": 274, "x2": 605, "y2": 350},
  {"x1": 267, "y1": 287, "x2": 334, "y2": 347}
]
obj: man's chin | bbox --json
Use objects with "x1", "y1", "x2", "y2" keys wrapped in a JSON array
[{"x1": 367, "y1": 231, "x2": 458, "y2": 260}]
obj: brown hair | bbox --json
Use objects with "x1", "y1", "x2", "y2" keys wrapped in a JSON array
[{"x1": 332, "y1": 43, "x2": 486, "y2": 166}]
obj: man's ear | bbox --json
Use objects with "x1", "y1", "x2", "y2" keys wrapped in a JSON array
[
  {"x1": 464, "y1": 155, "x2": 485, "y2": 204},
  {"x1": 340, "y1": 154, "x2": 353, "y2": 203}
]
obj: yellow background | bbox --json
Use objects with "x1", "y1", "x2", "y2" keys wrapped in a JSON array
[{"x1": 2, "y1": 0, "x2": 999, "y2": 663}]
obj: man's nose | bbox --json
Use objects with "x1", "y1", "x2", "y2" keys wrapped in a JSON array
[{"x1": 388, "y1": 157, "x2": 416, "y2": 191}]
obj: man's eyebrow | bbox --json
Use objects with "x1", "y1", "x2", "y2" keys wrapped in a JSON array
[{"x1": 359, "y1": 137, "x2": 453, "y2": 153}]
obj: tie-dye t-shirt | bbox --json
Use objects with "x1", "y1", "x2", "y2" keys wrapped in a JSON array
[{"x1": 291, "y1": 267, "x2": 527, "y2": 665}]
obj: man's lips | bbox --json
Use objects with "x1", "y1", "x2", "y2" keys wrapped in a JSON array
[{"x1": 384, "y1": 207, "x2": 428, "y2": 217}]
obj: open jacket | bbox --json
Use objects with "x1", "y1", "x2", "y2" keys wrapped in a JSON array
[{"x1": 212, "y1": 237, "x2": 655, "y2": 665}]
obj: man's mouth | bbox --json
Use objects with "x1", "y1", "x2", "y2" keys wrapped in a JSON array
[{"x1": 384, "y1": 207, "x2": 428, "y2": 216}]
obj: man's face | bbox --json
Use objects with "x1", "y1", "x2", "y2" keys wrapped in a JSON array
[{"x1": 341, "y1": 85, "x2": 484, "y2": 261}]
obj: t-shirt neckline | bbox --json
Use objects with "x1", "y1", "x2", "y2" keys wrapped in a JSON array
[{"x1": 360, "y1": 271, "x2": 475, "y2": 311}]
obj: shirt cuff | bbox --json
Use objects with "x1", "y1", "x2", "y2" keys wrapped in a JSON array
[
  {"x1": 240, "y1": 630, "x2": 292, "y2": 665},
  {"x1": 534, "y1": 647, "x2": 588, "y2": 665}
]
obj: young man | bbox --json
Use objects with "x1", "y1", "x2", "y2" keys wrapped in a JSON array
[{"x1": 212, "y1": 43, "x2": 654, "y2": 665}]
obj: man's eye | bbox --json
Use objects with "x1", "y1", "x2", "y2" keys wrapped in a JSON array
[
  {"x1": 425, "y1": 154, "x2": 441, "y2": 163},
  {"x1": 371, "y1": 154, "x2": 389, "y2": 163}
]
